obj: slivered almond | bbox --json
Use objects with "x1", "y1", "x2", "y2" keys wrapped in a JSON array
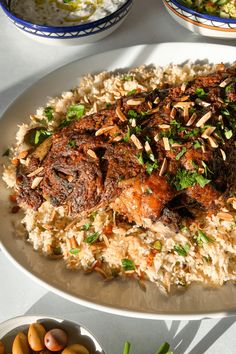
[
  {"x1": 83, "y1": 94, "x2": 90, "y2": 104},
  {"x1": 181, "y1": 82, "x2": 187, "y2": 92},
  {"x1": 154, "y1": 97, "x2": 160, "y2": 104},
  {"x1": 186, "y1": 112, "x2": 197, "y2": 126},
  {"x1": 220, "y1": 148, "x2": 226, "y2": 161},
  {"x1": 159, "y1": 158, "x2": 168, "y2": 176},
  {"x1": 131, "y1": 119, "x2": 136, "y2": 127},
  {"x1": 87, "y1": 149, "x2": 98, "y2": 159},
  {"x1": 196, "y1": 111, "x2": 212, "y2": 127},
  {"x1": 18, "y1": 150, "x2": 28, "y2": 159},
  {"x1": 144, "y1": 141, "x2": 152, "y2": 153},
  {"x1": 208, "y1": 136, "x2": 218, "y2": 148},
  {"x1": 31, "y1": 176, "x2": 43, "y2": 189},
  {"x1": 150, "y1": 107, "x2": 159, "y2": 113},
  {"x1": 113, "y1": 135, "x2": 122, "y2": 142},
  {"x1": 174, "y1": 101, "x2": 194, "y2": 108},
  {"x1": 115, "y1": 106, "x2": 126, "y2": 122},
  {"x1": 93, "y1": 102, "x2": 98, "y2": 113},
  {"x1": 95, "y1": 125, "x2": 115, "y2": 136},
  {"x1": 227, "y1": 197, "x2": 236, "y2": 209},
  {"x1": 195, "y1": 98, "x2": 211, "y2": 107},
  {"x1": 201, "y1": 126, "x2": 216, "y2": 139},
  {"x1": 180, "y1": 95, "x2": 190, "y2": 102},
  {"x1": 154, "y1": 134, "x2": 159, "y2": 142},
  {"x1": 126, "y1": 98, "x2": 145, "y2": 106},
  {"x1": 199, "y1": 138, "x2": 206, "y2": 153},
  {"x1": 27, "y1": 167, "x2": 44, "y2": 178},
  {"x1": 183, "y1": 106, "x2": 189, "y2": 120},
  {"x1": 130, "y1": 134, "x2": 143, "y2": 150},
  {"x1": 171, "y1": 143, "x2": 182, "y2": 148},
  {"x1": 163, "y1": 137, "x2": 170, "y2": 151},
  {"x1": 147, "y1": 101, "x2": 152, "y2": 109},
  {"x1": 217, "y1": 212, "x2": 234, "y2": 222},
  {"x1": 102, "y1": 234, "x2": 110, "y2": 247},
  {"x1": 67, "y1": 175, "x2": 74, "y2": 182},
  {"x1": 219, "y1": 77, "x2": 232, "y2": 88},
  {"x1": 170, "y1": 107, "x2": 176, "y2": 119},
  {"x1": 159, "y1": 124, "x2": 170, "y2": 129}
]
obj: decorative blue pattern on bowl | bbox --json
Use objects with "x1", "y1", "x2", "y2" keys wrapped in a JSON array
[{"x1": 0, "y1": 0, "x2": 133, "y2": 41}]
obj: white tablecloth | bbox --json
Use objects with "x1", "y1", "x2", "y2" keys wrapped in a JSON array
[{"x1": 0, "y1": 1, "x2": 236, "y2": 353}]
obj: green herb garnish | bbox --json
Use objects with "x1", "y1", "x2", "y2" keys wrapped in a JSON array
[
  {"x1": 122, "y1": 75, "x2": 133, "y2": 81},
  {"x1": 196, "y1": 229, "x2": 213, "y2": 246},
  {"x1": 174, "y1": 168, "x2": 211, "y2": 190},
  {"x1": 136, "y1": 151, "x2": 144, "y2": 165},
  {"x1": 123, "y1": 341, "x2": 131, "y2": 354},
  {"x1": 128, "y1": 109, "x2": 138, "y2": 118},
  {"x1": 85, "y1": 232, "x2": 99, "y2": 244},
  {"x1": 224, "y1": 128, "x2": 233, "y2": 139},
  {"x1": 156, "y1": 342, "x2": 173, "y2": 354},
  {"x1": 195, "y1": 174, "x2": 211, "y2": 188},
  {"x1": 67, "y1": 139, "x2": 76, "y2": 148},
  {"x1": 193, "y1": 141, "x2": 201, "y2": 149},
  {"x1": 175, "y1": 147, "x2": 187, "y2": 161},
  {"x1": 146, "y1": 160, "x2": 158, "y2": 175},
  {"x1": 174, "y1": 243, "x2": 190, "y2": 257},
  {"x1": 67, "y1": 104, "x2": 85, "y2": 119},
  {"x1": 81, "y1": 223, "x2": 91, "y2": 231},
  {"x1": 69, "y1": 248, "x2": 80, "y2": 255},
  {"x1": 153, "y1": 240, "x2": 162, "y2": 251},
  {"x1": 124, "y1": 126, "x2": 131, "y2": 142},
  {"x1": 195, "y1": 87, "x2": 207, "y2": 99},
  {"x1": 121, "y1": 258, "x2": 136, "y2": 271},
  {"x1": 44, "y1": 106, "x2": 54, "y2": 122},
  {"x1": 34, "y1": 129, "x2": 52, "y2": 145},
  {"x1": 145, "y1": 187, "x2": 153, "y2": 195},
  {"x1": 127, "y1": 89, "x2": 137, "y2": 95}
]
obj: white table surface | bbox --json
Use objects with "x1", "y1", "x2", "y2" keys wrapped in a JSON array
[{"x1": 0, "y1": 1, "x2": 236, "y2": 353}]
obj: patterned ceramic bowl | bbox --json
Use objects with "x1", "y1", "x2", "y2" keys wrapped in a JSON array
[
  {"x1": 162, "y1": 0, "x2": 236, "y2": 39},
  {"x1": 0, "y1": 0, "x2": 133, "y2": 45}
]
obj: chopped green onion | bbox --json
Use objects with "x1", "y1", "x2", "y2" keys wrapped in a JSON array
[
  {"x1": 81, "y1": 223, "x2": 91, "y2": 231},
  {"x1": 128, "y1": 109, "x2": 138, "y2": 118},
  {"x1": 66, "y1": 104, "x2": 85, "y2": 120},
  {"x1": 175, "y1": 147, "x2": 187, "y2": 160},
  {"x1": 146, "y1": 160, "x2": 158, "y2": 175},
  {"x1": 195, "y1": 174, "x2": 211, "y2": 188},
  {"x1": 85, "y1": 232, "x2": 99, "y2": 244},
  {"x1": 153, "y1": 240, "x2": 162, "y2": 251},
  {"x1": 123, "y1": 341, "x2": 131, "y2": 354},
  {"x1": 69, "y1": 248, "x2": 80, "y2": 255},
  {"x1": 196, "y1": 229, "x2": 213, "y2": 246},
  {"x1": 174, "y1": 243, "x2": 190, "y2": 257},
  {"x1": 136, "y1": 151, "x2": 144, "y2": 165},
  {"x1": 124, "y1": 126, "x2": 131, "y2": 142},
  {"x1": 127, "y1": 89, "x2": 137, "y2": 95},
  {"x1": 44, "y1": 106, "x2": 54, "y2": 121},
  {"x1": 195, "y1": 87, "x2": 207, "y2": 98},
  {"x1": 156, "y1": 342, "x2": 172, "y2": 354}
]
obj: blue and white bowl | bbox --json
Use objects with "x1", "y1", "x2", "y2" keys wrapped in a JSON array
[
  {"x1": 162, "y1": 0, "x2": 236, "y2": 39},
  {"x1": 0, "y1": 0, "x2": 133, "y2": 45}
]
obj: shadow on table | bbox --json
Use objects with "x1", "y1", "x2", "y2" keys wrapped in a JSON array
[{"x1": 25, "y1": 292, "x2": 236, "y2": 354}]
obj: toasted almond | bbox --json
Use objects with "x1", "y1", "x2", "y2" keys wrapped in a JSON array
[
  {"x1": 201, "y1": 126, "x2": 216, "y2": 139},
  {"x1": 159, "y1": 124, "x2": 170, "y2": 129},
  {"x1": 183, "y1": 106, "x2": 189, "y2": 120},
  {"x1": 174, "y1": 101, "x2": 194, "y2": 109},
  {"x1": 170, "y1": 107, "x2": 177, "y2": 119},
  {"x1": 150, "y1": 107, "x2": 159, "y2": 114},
  {"x1": 171, "y1": 143, "x2": 182, "y2": 148},
  {"x1": 67, "y1": 175, "x2": 74, "y2": 182},
  {"x1": 208, "y1": 136, "x2": 219, "y2": 148},
  {"x1": 115, "y1": 106, "x2": 126, "y2": 122},
  {"x1": 130, "y1": 134, "x2": 143, "y2": 150},
  {"x1": 87, "y1": 149, "x2": 98, "y2": 159},
  {"x1": 113, "y1": 135, "x2": 122, "y2": 142},
  {"x1": 217, "y1": 212, "x2": 234, "y2": 222},
  {"x1": 144, "y1": 141, "x2": 152, "y2": 153},
  {"x1": 126, "y1": 98, "x2": 145, "y2": 106},
  {"x1": 11, "y1": 157, "x2": 19, "y2": 166},
  {"x1": 95, "y1": 125, "x2": 115, "y2": 136},
  {"x1": 195, "y1": 98, "x2": 211, "y2": 107},
  {"x1": 31, "y1": 176, "x2": 43, "y2": 189},
  {"x1": 180, "y1": 95, "x2": 190, "y2": 102},
  {"x1": 159, "y1": 158, "x2": 168, "y2": 176},
  {"x1": 147, "y1": 101, "x2": 152, "y2": 109},
  {"x1": 154, "y1": 96, "x2": 160, "y2": 104},
  {"x1": 227, "y1": 197, "x2": 236, "y2": 210},
  {"x1": 18, "y1": 150, "x2": 29, "y2": 159},
  {"x1": 27, "y1": 167, "x2": 44, "y2": 178},
  {"x1": 220, "y1": 149, "x2": 226, "y2": 161},
  {"x1": 102, "y1": 234, "x2": 110, "y2": 248},
  {"x1": 198, "y1": 167, "x2": 204, "y2": 174},
  {"x1": 186, "y1": 112, "x2": 197, "y2": 126},
  {"x1": 131, "y1": 119, "x2": 136, "y2": 127},
  {"x1": 163, "y1": 137, "x2": 170, "y2": 151},
  {"x1": 154, "y1": 134, "x2": 159, "y2": 142},
  {"x1": 196, "y1": 111, "x2": 212, "y2": 127},
  {"x1": 181, "y1": 82, "x2": 188, "y2": 92},
  {"x1": 93, "y1": 102, "x2": 98, "y2": 113},
  {"x1": 219, "y1": 77, "x2": 232, "y2": 88}
]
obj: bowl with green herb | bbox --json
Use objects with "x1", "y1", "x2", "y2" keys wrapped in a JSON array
[{"x1": 162, "y1": 0, "x2": 236, "y2": 38}]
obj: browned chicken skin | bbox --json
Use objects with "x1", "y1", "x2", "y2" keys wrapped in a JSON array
[{"x1": 16, "y1": 65, "x2": 236, "y2": 227}]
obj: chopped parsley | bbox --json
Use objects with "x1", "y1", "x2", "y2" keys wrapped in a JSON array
[
  {"x1": 195, "y1": 87, "x2": 207, "y2": 99},
  {"x1": 136, "y1": 151, "x2": 144, "y2": 165},
  {"x1": 121, "y1": 258, "x2": 136, "y2": 271},
  {"x1": 175, "y1": 147, "x2": 187, "y2": 161},
  {"x1": 127, "y1": 89, "x2": 137, "y2": 96},
  {"x1": 146, "y1": 160, "x2": 158, "y2": 175},
  {"x1": 221, "y1": 108, "x2": 230, "y2": 116},
  {"x1": 174, "y1": 243, "x2": 190, "y2": 257},
  {"x1": 128, "y1": 109, "x2": 138, "y2": 118},
  {"x1": 156, "y1": 342, "x2": 172, "y2": 354},
  {"x1": 123, "y1": 126, "x2": 131, "y2": 142},
  {"x1": 224, "y1": 128, "x2": 233, "y2": 139},
  {"x1": 81, "y1": 223, "x2": 91, "y2": 231},
  {"x1": 174, "y1": 168, "x2": 211, "y2": 190},
  {"x1": 69, "y1": 248, "x2": 80, "y2": 255},
  {"x1": 67, "y1": 139, "x2": 76, "y2": 148},
  {"x1": 66, "y1": 104, "x2": 85, "y2": 119},
  {"x1": 85, "y1": 232, "x2": 99, "y2": 244},
  {"x1": 34, "y1": 129, "x2": 52, "y2": 145},
  {"x1": 44, "y1": 106, "x2": 54, "y2": 122}
]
